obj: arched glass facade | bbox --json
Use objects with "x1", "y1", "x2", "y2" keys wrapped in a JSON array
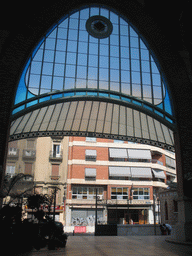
[
  {"x1": 10, "y1": 5, "x2": 175, "y2": 150},
  {"x1": 13, "y1": 6, "x2": 174, "y2": 122}
]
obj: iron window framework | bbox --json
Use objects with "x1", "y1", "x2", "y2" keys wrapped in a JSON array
[
  {"x1": 72, "y1": 186, "x2": 103, "y2": 199},
  {"x1": 111, "y1": 187, "x2": 129, "y2": 200},
  {"x1": 12, "y1": 5, "x2": 174, "y2": 125},
  {"x1": 132, "y1": 188, "x2": 150, "y2": 200}
]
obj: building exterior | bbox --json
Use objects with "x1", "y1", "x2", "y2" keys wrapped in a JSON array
[
  {"x1": 5, "y1": 136, "x2": 176, "y2": 231},
  {"x1": 5, "y1": 136, "x2": 69, "y2": 223},
  {"x1": 65, "y1": 136, "x2": 176, "y2": 233}
]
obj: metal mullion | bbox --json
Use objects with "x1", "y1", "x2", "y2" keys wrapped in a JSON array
[
  {"x1": 29, "y1": 108, "x2": 41, "y2": 133},
  {"x1": 74, "y1": 10, "x2": 80, "y2": 92},
  {"x1": 149, "y1": 54, "x2": 154, "y2": 106},
  {"x1": 63, "y1": 17, "x2": 70, "y2": 90},
  {"x1": 86, "y1": 8, "x2": 91, "y2": 91},
  {"x1": 98, "y1": 6, "x2": 101, "y2": 95},
  {"x1": 132, "y1": 108, "x2": 135, "y2": 138},
  {"x1": 50, "y1": 26, "x2": 59, "y2": 94},
  {"x1": 118, "y1": 15, "x2": 121, "y2": 96},
  {"x1": 138, "y1": 37, "x2": 143, "y2": 101},
  {"x1": 25, "y1": 56, "x2": 32, "y2": 106},
  {"x1": 108, "y1": 10, "x2": 111, "y2": 94},
  {"x1": 160, "y1": 76, "x2": 166, "y2": 117},
  {"x1": 128, "y1": 24, "x2": 132, "y2": 97},
  {"x1": 110, "y1": 103, "x2": 114, "y2": 135},
  {"x1": 139, "y1": 111, "x2": 143, "y2": 139},
  {"x1": 38, "y1": 40, "x2": 46, "y2": 96},
  {"x1": 54, "y1": 102, "x2": 65, "y2": 131},
  {"x1": 159, "y1": 121, "x2": 166, "y2": 144}
]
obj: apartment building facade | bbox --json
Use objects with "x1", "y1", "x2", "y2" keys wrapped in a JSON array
[
  {"x1": 6, "y1": 136, "x2": 69, "y2": 223},
  {"x1": 6, "y1": 136, "x2": 176, "y2": 230},
  {"x1": 65, "y1": 137, "x2": 176, "y2": 232}
]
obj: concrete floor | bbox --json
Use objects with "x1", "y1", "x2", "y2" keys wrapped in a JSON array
[{"x1": 18, "y1": 236, "x2": 192, "y2": 256}]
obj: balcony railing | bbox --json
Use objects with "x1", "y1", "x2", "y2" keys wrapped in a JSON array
[
  {"x1": 23, "y1": 149, "x2": 36, "y2": 160},
  {"x1": 7, "y1": 148, "x2": 19, "y2": 159},
  {"x1": 49, "y1": 151, "x2": 63, "y2": 162}
]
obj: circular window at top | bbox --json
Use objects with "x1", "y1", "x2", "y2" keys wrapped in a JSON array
[{"x1": 86, "y1": 15, "x2": 113, "y2": 39}]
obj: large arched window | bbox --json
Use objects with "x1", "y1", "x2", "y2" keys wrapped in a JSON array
[{"x1": 10, "y1": 5, "x2": 175, "y2": 150}]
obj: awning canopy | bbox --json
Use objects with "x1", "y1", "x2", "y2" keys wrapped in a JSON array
[
  {"x1": 85, "y1": 168, "x2": 96, "y2": 177},
  {"x1": 9, "y1": 100, "x2": 174, "y2": 151},
  {"x1": 165, "y1": 156, "x2": 176, "y2": 168},
  {"x1": 85, "y1": 150, "x2": 97, "y2": 156},
  {"x1": 109, "y1": 148, "x2": 128, "y2": 158},
  {"x1": 131, "y1": 167, "x2": 152, "y2": 178},
  {"x1": 152, "y1": 169, "x2": 166, "y2": 179},
  {"x1": 109, "y1": 167, "x2": 131, "y2": 177},
  {"x1": 128, "y1": 149, "x2": 151, "y2": 160}
]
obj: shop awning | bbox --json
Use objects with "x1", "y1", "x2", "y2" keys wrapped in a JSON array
[
  {"x1": 85, "y1": 168, "x2": 96, "y2": 177},
  {"x1": 152, "y1": 169, "x2": 166, "y2": 179},
  {"x1": 109, "y1": 148, "x2": 128, "y2": 158},
  {"x1": 85, "y1": 149, "x2": 97, "y2": 156},
  {"x1": 109, "y1": 167, "x2": 131, "y2": 177},
  {"x1": 131, "y1": 167, "x2": 152, "y2": 178},
  {"x1": 127, "y1": 149, "x2": 151, "y2": 160}
]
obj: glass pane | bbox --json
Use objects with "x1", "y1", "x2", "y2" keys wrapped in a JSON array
[
  {"x1": 132, "y1": 60, "x2": 140, "y2": 71},
  {"x1": 89, "y1": 188, "x2": 94, "y2": 194},
  {"x1": 66, "y1": 52, "x2": 76, "y2": 65},
  {"x1": 65, "y1": 77, "x2": 75, "y2": 89},
  {"x1": 83, "y1": 187, "x2": 87, "y2": 194},
  {"x1": 100, "y1": 44, "x2": 109, "y2": 56},
  {"x1": 54, "y1": 63, "x2": 64, "y2": 76},
  {"x1": 111, "y1": 188, "x2": 116, "y2": 194},
  {"x1": 132, "y1": 83, "x2": 141, "y2": 98},
  {"x1": 121, "y1": 58, "x2": 129, "y2": 70},
  {"x1": 139, "y1": 188, "x2": 143, "y2": 195},
  {"x1": 88, "y1": 67, "x2": 97, "y2": 80},
  {"x1": 73, "y1": 187, "x2": 77, "y2": 194},
  {"x1": 110, "y1": 57, "x2": 119, "y2": 69},
  {"x1": 131, "y1": 48, "x2": 139, "y2": 59},
  {"x1": 65, "y1": 65, "x2": 76, "y2": 77},
  {"x1": 99, "y1": 68, "x2": 108, "y2": 81},
  {"x1": 89, "y1": 43, "x2": 98, "y2": 55},
  {"x1": 78, "y1": 187, "x2": 83, "y2": 194},
  {"x1": 110, "y1": 82, "x2": 119, "y2": 92},
  {"x1": 110, "y1": 69, "x2": 119, "y2": 82},
  {"x1": 132, "y1": 71, "x2": 140, "y2": 84},
  {"x1": 80, "y1": 8, "x2": 89, "y2": 20},
  {"x1": 29, "y1": 74, "x2": 40, "y2": 88},
  {"x1": 89, "y1": 55, "x2": 98, "y2": 67},
  {"x1": 42, "y1": 62, "x2": 53, "y2": 75},
  {"x1": 68, "y1": 40, "x2": 77, "y2": 52},
  {"x1": 121, "y1": 36, "x2": 129, "y2": 47},
  {"x1": 55, "y1": 51, "x2": 65, "y2": 63},
  {"x1": 69, "y1": 18, "x2": 79, "y2": 29},
  {"x1": 31, "y1": 61, "x2": 42, "y2": 74},
  {"x1": 123, "y1": 188, "x2": 128, "y2": 194},
  {"x1": 76, "y1": 78, "x2": 86, "y2": 88},
  {"x1": 45, "y1": 38, "x2": 56, "y2": 50},
  {"x1": 143, "y1": 85, "x2": 152, "y2": 98},
  {"x1": 57, "y1": 28, "x2": 67, "y2": 39},
  {"x1": 41, "y1": 75, "x2": 52, "y2": 89},
  {"x1": 121, "y1": 83, "x2": 130, "y2": 94},
  {"x1": 117, "y1": 188, "x2": 122, "y2": 194},
  {"x1": 110, "y1": 35, "x2": 119, "y2": 46},
  {"x1": 110, "y1": 46, "x2": 119, "y2": 57},
  {"x1": 121, "y1": 47, "x2": 129, "y2": 58},
  {"x1": 79, "y1": 30, "x2": 88, "y2": 42},
  {"x1": 52, "y1": 76, "x2": 63, "y2": 90},
  {"x1": 121, "y1": 70, "x2": 130, "y2": 83},
  {"x1": 78, "y1": 42, "x2": 88, "y2": 54},
  {"x1": 68, "y1": 29, "x2": 78, "y2": 40},
  {"x1": 120, "y1": 25, "x2": 128, "y2": 36},
  {"x1": 78, "y1": 54, "x2": 87, "y2": 66},
  {"x1": 130, "y1": 36, "x2": 139, "y2": 48},
  {"x1": 100, "y1": 56, "x2": 109, "y2": 68},
  {"x1": 77, "y1": 66, "x2": 87, "y2": 79}
]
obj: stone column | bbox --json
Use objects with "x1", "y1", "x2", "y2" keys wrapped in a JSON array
[{"x1": 171, "y1": 131, "x2": 192, "y2": 241}]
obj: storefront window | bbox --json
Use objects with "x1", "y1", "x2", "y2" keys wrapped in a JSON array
[
  {"x1": 133, "y1": 188, "x2": 150, "y2": 200},
  {"x1": 72, "y1": 186, "x2": 103, "y2": 199},
  {"x1": 111, "y1": 187, "x2": 128, "y2": 200}
]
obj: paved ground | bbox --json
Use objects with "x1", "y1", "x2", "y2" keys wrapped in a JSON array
[{"x1": 17, "y1": 236, "x2": 192, "y2": 256}]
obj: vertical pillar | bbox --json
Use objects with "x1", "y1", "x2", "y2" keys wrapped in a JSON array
[{"x1": 171, "y1": 131, "x2": 192, "y2": 241}]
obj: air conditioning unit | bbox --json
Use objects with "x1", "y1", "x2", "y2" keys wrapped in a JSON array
[{"x1": 97, "y1": 195, "x2": 103, "y2": 200}]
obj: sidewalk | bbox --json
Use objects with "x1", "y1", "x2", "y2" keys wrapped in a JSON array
[{"x1": 16, "y1": 236, "x2": 192, "y2": 256}]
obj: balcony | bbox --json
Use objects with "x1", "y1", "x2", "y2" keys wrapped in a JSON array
[
  {"x1": 22, "y1": 149, "x2": 36, "y2": 160},
  {"x1": 7, "y1": 148, "x2": 19, "y2": 160},
  {"x1": 49, "y1": 151, "x2": 63, "y2": 162}
]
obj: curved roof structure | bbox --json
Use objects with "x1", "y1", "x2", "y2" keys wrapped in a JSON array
[{"x1": 10, "y1": 5, "x2": 175, "y2": 150}]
